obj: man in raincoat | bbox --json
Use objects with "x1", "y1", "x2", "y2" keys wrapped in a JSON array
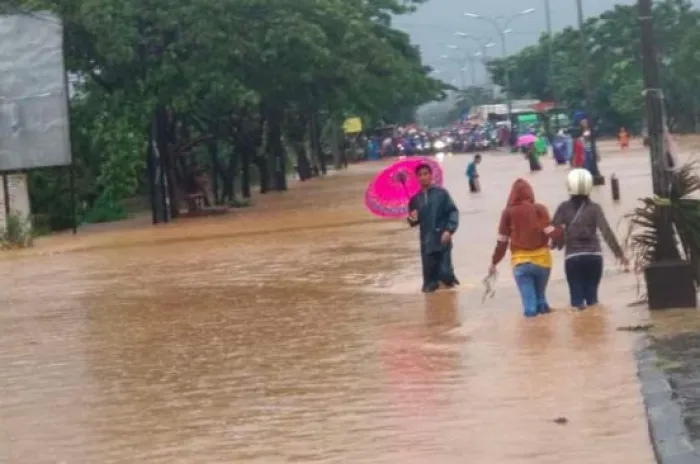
[{"x1": 407, "y1": 163, "x2": 460, "y2": 293}]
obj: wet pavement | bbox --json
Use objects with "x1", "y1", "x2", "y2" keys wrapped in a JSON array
[{"x1": 0, "y1": 141, "x2": 669, "y2": 463}]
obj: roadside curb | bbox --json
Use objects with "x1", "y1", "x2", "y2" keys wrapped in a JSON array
[{"x1": 636, "y1": 336, "x2": 700, "y2": 463}]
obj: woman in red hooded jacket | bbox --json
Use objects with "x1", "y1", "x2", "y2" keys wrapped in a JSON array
[{"x1": 488, "y1": 179, "x2": 560, "y2": 317}]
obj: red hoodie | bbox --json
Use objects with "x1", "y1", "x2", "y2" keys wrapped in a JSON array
[{"x1": 491, "y1": 179, "x2": 558, "y2": 266}]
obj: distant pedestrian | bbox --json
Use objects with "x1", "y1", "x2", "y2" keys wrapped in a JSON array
[
  {"x1": 525, "y1": 143, "x2": 542, "y2": 172},
  {"x1": 551, "y1": 169, "x2": 628, "y2": 310},
  {"x1": 618, "y1": 127, "x2": 629, "y2": 151},
  {"x1": 488, "y1": 178, "x2": 558, "y2": 317},
  {"x1": 466, "y1": 153, "x2": 482, "y2": 193}
]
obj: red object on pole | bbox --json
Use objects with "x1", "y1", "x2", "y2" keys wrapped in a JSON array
[
  {"x1": 572, "y1": 139, "x2": 585, "y2": 167},
  {"x1": 530, "y1": 101, "x2": 556, "y2": 112}
]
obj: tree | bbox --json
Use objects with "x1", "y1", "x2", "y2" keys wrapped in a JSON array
[
  {"x1": 11, "y1": 0, "x2": 446, "y2": 229},
  {"x1": 486, "y1": 0, "x2": 700, "y2": 134}
]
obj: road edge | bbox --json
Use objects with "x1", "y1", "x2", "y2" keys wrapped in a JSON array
[{"x1": 635, "y1": 336, "x2": 700, "y2": 463}]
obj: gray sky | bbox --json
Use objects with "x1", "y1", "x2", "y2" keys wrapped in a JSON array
[{"x1": 395, "y1": 0, "x2": 699, "y2": 87}]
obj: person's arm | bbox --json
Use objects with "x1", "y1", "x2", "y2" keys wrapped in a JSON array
[
  {"x1": 595, "y1": 204, "x2": 624, "y2": 258},
  {"x1": 550, "y1": 203, "x2": 567, "y2": 234},
  {"x1": 538, "y1": 204, "x2": 563, "y2": 243},
  {"x1": 443, "y1": 191, "x2": 459, "y2": 234},
  {"x1": 491, "y1": 210, "x2": 510, "y2": 266},
  {"x1": 407, "y1": 195, "x2": 419, "y2": 227}
]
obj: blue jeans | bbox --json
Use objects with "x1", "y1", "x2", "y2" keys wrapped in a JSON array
[{"x1": 513, "y1": 263, "x2": 551, "y2": 317}]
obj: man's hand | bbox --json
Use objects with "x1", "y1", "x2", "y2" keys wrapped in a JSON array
[
  {"x1": 408, "y1": 210, "x2": 418, "y2": 222},
  {"x1": 440, "y1": 230, "x2": 451, "y2": 244},
  {"x1": 488, "y1": 264, "x2": 497, "y2": 276}
]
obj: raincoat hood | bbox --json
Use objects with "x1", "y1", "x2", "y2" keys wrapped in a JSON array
[{"x1": 507, "y1": 179, "x2": 535, "y2": 206}]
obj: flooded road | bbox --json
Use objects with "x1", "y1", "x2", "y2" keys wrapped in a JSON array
[{"x1": 0, "y1": 144, "x2": 659, "y2": 463}]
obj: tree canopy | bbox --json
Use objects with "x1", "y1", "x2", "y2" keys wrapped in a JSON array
[
  {"x1": 486, "y1": 0, "x2": 700, "y2": 135},
  {"x1": 9, "y1": 0, "x2": 445, "y2": 230}
]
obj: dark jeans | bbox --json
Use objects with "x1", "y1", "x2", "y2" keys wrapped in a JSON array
[{"x1": 565, "y1": 254, "x2": 603, "y2": 308}]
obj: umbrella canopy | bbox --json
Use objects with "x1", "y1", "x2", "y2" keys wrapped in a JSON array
[
  {"x1": 364, "y1": 157, "x2": 444, "y2": 218},
  {"x1": 517, "y1": 133, "x2": 538, "y2": 147}
]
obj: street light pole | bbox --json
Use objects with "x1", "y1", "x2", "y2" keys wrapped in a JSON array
[
  {"x1": 575, "y1": 0, "x2": 605, "y2": 185},
  {"x1": 464, "y1": 8, "x2": 536, "y2": 142},
  {"x1": 499, "y1": 31, "x2": 513, "y2": 127},
  {"x1": 545, "y1": 0, "x2": 555, "y2": 102},
  {"x1": 454, "y1": 32, "x2": 496, "y2": 90}
]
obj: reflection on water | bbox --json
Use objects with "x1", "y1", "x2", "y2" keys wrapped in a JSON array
[{"x1": 0, "y1": 150, "x2": 659, "y2": 463}]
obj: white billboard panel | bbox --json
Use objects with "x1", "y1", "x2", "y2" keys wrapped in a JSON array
[{"x1": 0, "y1": 12, "x2": 71, "y2": 171}]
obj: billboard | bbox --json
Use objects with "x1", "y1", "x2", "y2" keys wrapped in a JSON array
[
  {"x1": 342, "y1": 117, "x2": 362, "y2": 134},
  {"x1": 0, "y1": 12, "x2": 71, "y2": 171}
]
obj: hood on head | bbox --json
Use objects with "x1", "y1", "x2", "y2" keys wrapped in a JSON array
[{"x1": 507, "y1": 178, "x2": 535, "y2": 206}]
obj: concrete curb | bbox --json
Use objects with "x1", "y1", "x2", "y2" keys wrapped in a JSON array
[{"x1": 635, "y1": 336, "x2": 700, "y2": 463}]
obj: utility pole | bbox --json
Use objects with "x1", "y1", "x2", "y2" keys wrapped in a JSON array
[
  {"x1": 545, "y1": 0, "x2": 554, "y2": 102},
  {"x1": 637, "y1": 0, "x2": 693, "y2": 310},
  {"x1": 638, "y1": 0, "x2": 672, "y2": 197},
  {"x1": 576, "y1": 0, "x2": 605, "y2": 185},
  {"x1": 499, "y1": 31, "x2": 513, "y2": 130}
]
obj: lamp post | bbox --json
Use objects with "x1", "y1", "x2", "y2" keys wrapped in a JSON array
[
  {"x1": 445, "y1": 44, "x2": 483, "y2": 87},
  {"x1": 544, "y1": 0, "x2": 555, "y2": 102},
  {"x1": 464, "y1": 8, "x2": 536, "y2": 129},
  {"x1": 454, "y1": 33, "x2": 496, "y2": 91},
  {"x1": 575, "y1": 0, "x2": 605, "y2": 185}
]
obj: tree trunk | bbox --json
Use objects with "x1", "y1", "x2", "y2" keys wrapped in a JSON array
[
  {"x1": 309, "y1": 109, "x2": 325, "y2": 176},
  {"x1": 155, "y1": 107, "x2": 178, "y2": 219},
  {"x1": 254, "y1": 105, "x2": 269, "y2": 194},
  {"x1": 207, "y1": 139, "x2": 223, "y2": 204},
  {"x1": 225, "y1": 150, "x2": 237, "y2": 202},
  {"x1": 293, "y1": 142, "x2": 312, "y2": 180},
  {"x1": 241, "y1": 145, "x2": 252, "y2": 198},
  {"x1": 329, "y1": 121, "x2": 342, "y2": 170},
  {"x1": 267, "y1": 106, "x2": 287, "y2": 191}
]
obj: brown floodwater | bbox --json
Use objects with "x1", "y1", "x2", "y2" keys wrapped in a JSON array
[{"x1": 0, "y1": 143, "x2": 669, "y2": 463}]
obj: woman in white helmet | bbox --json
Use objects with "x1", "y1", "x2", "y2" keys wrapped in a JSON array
[{"x1": 551, "y1": 169, "x2": 628, "y2": 310}]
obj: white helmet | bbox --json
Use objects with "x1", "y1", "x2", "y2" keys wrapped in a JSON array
[{"x1": 567, "y1": 168, "x2": 593, "y2": 196}]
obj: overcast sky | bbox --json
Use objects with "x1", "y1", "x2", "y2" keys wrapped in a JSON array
[{"x1": 395, "y1": 0, "x2": 700, "y2": 86}]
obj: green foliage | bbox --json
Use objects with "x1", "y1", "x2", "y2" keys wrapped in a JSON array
[
  {"x1": 0, "y1": 213, "x2": 33, "y2": 248},
  {"x1": 487, "y1": 0, "x2": 700, "y2": 133},
  {"x1": 624, "y1": 160, "x2": 700, "y2": 288},
  {"x1": 18, "y1": 0, "x2": 446, "y2": 232}
]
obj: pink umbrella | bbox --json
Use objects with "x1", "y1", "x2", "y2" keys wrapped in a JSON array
[
  {"x1": 364, "y1": 157, "x2": 444, "y2": 218},
  {"x1": 517, "y1": 133, "x2": 538, "y2": 147}
]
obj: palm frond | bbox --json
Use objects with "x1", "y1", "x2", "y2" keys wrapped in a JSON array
[{"x1": 623, "y1": 160, "x2": 700, "y2": 296}]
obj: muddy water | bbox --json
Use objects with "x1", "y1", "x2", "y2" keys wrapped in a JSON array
[{"x1": 0, "y1": 146, "x2": 659, "y2": 463}]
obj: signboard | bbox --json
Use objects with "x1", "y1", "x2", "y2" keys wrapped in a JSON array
[
  {"x1": 0, "y1": 13, "x2": 71, "y2": 171},
  {"x1": 517, "y1": 114, "x2": 538, "y2": 124},
  {"x1": 343, "y1": 117, "x2": 362, "y2": 134}
]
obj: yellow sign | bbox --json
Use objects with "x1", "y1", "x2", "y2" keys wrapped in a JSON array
[{"x1": 343, "y1": 117, "x2": 362, "y2": 134}]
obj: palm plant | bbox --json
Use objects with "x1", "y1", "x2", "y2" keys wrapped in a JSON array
[{"x1": 624, "y1": 159, "x2": 700, "y2": 293}]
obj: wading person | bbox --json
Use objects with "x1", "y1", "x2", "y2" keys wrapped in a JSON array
[
  {"x1": 465, "y1": 153, "x2": 482, "y2": 193},
  {"x1": 618, "y1": 127, "x2": 629, "y2": 151},
  {"x1": 551, "y1": 169, "x2": 627, "y2": 310},
  {"x1": 488, "y1": 178, "x2": 558, "y2": 317},
  {"x1": 408, "y1": 163, "x2": 459, "y2": 293},
  {"x1": 525, "y1": 142, "x2": 542, "y2": 172}
]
